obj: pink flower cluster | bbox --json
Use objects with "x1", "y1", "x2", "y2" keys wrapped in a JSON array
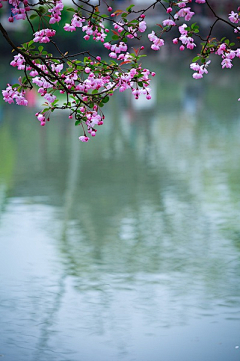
[
  {"x1": 116, "y1": 67, "x2": 153, "y2": 99},
  {"x1": 32, "y1": 76, "x2": 56, "y2": 103},
  {"x1": 190, "y1": 60, "x2": 211, "y2": 79},
  {"x1": 64, "y1": 15, "x2": 107, "y2": 42},
  {"x1": 148, "y1": 31, "x2": 165, "y2": 50},
  {"x1": 174, "y1": 4, "x2": 194, "y2": 21},
  {"x1": 4, "y1": 0, "x2": 240, "y2": 142},
  {"x1": 48, "y1": 0, "x2": 63, "y2": 24},
  {"x1": 80, "y1": 108, "x2": 104, "y2": 141},
  {"x1": 104, "y1": 41, "x2": 128, "y2": 59},
  {"x1": 64, "y1": 14, "x2": 85, "y2": 32},
  {"x1": 10, "y1": 53, "x2": 25, "y2": 70},
  {"x1": 35, "y1": 112, "x2": 48, "y2": 126},
  {"x1": 215, "y1": 43, "x2": 240, "y2": 69},
  {"x1": 174, "y1": 24, "x2": 196, "y2": 50},
  {"x1": 5, "y1": 0, "x2": 31, "y2": 21},
  {"x1": 2, "y1": 85, "x2": 28, "y2": 105},
  {"x1": 33, "y1": 29, "x2": 56, "y2": 43}
]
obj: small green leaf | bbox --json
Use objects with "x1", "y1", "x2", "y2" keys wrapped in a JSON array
[
  {"x1": 102, "y1": 96, "x2": 109, "y2": 103},
  {"x1": 29, "y1": 14, "x2": 38, "y2": 20},
  {"x1": 52, "y1": 99, "x2": 58, "y2": 106},
  {"x1": 192, "y1": 56, "x2": 200, "y2": 62},
  {"x1": 126, "y1": 4, "x2": 135, "y2": 12},
  {"x1": 129, "y1": 19, "x2": 138, "y2": 24},
  {"x1": 38, "y1": 6, "x2": 47, "y2": 14}
]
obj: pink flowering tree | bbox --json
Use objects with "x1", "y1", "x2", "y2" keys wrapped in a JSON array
[{"x1": 0, "y1": 0, "x2": 240, "y2": 142}]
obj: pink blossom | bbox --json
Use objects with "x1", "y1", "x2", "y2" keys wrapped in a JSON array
[
  {"x1": 51, "y1": 63, "x2": 63, "y2": 73},
  {"x1": 114, "y1": 22, "x2": 124, "y2": 33},
  {"x1": 215, "y1": 43, "x2": 227, "y2": 55},
  {"x1": 71, "y1": 14, "x2": 85, "y2": 27},
  {"x1": 64, "y1": 23, "x2": 76, "y2": 32},
  {"x1": 235, "y1": 48, "x2": 240, "y2": 58},
  {"x1": 44, "y1": 93, "x2": 56, "y2": 103},
  {"x1": 104, "y1": 42, "x2": 111, "y2": 49},
  {"x1": 221, "y1": 58, "x2": 233, "y2": 69},
  {"x1": 109, "y1": 52, "x2": 117, "y2": 58},
  {"x1": 79, "y1": 136, "x2": 90, "y2": 142},
  {"x1": 130, "y1": 68, "x2": 137, "y2": 77},
  {"x1": 190, "y1": 62, "x2": 200, "y2": 71},
  {"x1": 118, "y1": 42, "x2": 128, "y2": 52},
  {"x1": 175, "y1": 8, "x2": 194, "y2": 21},
  {"x1": 138, "y1": 20, "x2": 147, "y2": 33},
  {"x1": 162, "y1": 19, "x2": 176, "y2": 26},
  {"x1": 192, "y1": 72, "x2": 203, "y2": 79},
  {"x1": 178, "y1": 2, "x2": 187, "y2": 8},
  {"x1": 179, "y1": 24, "x2": 188, "y2": 35},
  {"x1": 132, "y1": 89, "x2": 141, "y2": 99},
  {"x1": 229, "y1": 11, "x2": 239, "y2": 24},
  {"x1": 226, "y1": 50, "x2": 236, "y2": 60},
  {"x1": 151, "y1": 44, "x2": 160, "y2": 51}
]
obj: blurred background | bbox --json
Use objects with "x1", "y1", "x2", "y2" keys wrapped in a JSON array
[{"x1": 0, "y1": 2, "x2": 240, "y2": 361}]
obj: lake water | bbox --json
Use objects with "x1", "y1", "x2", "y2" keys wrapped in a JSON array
[{"x1": 0, "y1": 58, "x2": 240, "y2": 361}]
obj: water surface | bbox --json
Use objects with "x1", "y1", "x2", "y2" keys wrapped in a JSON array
[{"x1": 0, "y1": 59, "x2": 240, "y2": 361}]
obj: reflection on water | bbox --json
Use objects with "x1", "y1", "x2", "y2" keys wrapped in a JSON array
[{"x1": 0, "y1": 59, "x2": 240, "y2": 361}]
